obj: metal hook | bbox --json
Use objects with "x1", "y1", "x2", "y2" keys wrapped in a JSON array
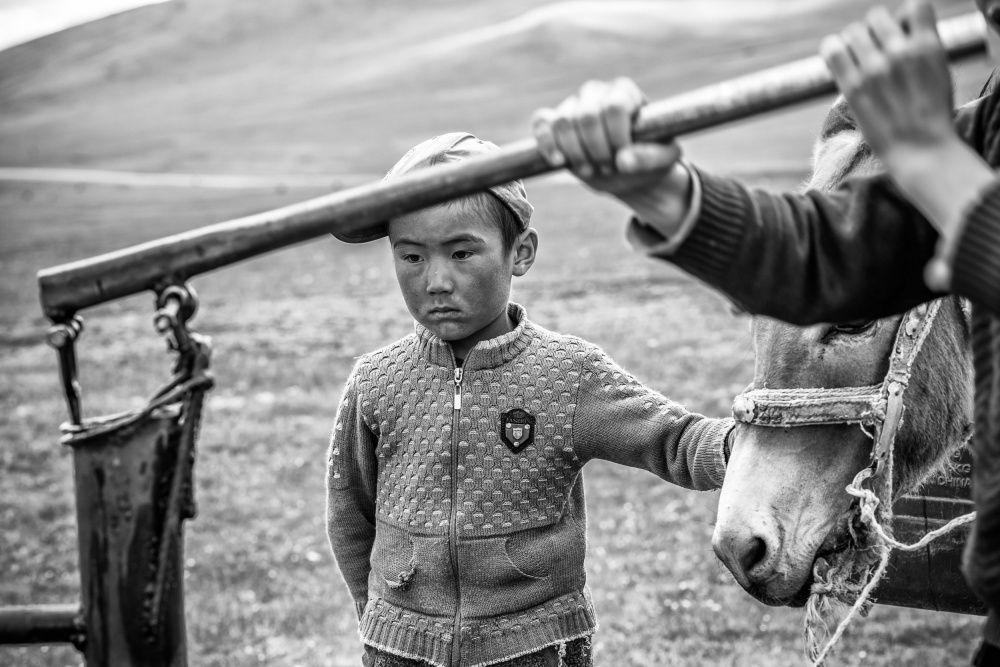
[
  {"x1": 154, "y1": 284, "x2": 199, "y2": 358},
  {"x1": 45, "y1": 316, "x2": 84, "y2": 426}
]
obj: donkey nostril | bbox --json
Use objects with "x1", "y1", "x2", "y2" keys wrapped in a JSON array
[{"x1": 739, "y1": 536, "x2": 767, "y2": 574}]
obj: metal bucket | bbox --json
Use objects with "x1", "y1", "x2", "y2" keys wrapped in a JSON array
[
  {"x1": 64, "y1": 372, "x2": 208, "y2": 666},
  {"x1": 877, "y1": 444, "x2": 985, "y2": 615}
]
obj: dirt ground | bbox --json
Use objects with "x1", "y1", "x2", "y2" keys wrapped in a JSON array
[{"x1": 0, "y1": 1, "x2": 993, "y2": 665}]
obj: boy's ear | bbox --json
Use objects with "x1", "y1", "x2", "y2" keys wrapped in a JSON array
[{"x1": 511, "y1": 227, "x2": 538, "y2": 277}]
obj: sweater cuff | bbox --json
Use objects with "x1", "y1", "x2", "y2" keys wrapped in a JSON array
[
  {"x1": 625, "y1": 160, "x2": 704, "y2": 255},
  {"x1": 666, "y1": 167, "x2": 749, "y2": 289},
  {"x1": 951, "y1": 178, "x2": 1000, "y2": 317},
  {"x1": 703, "y1": 418, "x2": 733, "y2": 489}
]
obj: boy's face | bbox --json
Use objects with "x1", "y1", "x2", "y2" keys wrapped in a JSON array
[{"x1": 388, "y1": 199, "x2": 533, "y2": 351}]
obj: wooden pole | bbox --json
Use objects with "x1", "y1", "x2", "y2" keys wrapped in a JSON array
[
  {"x1": 0, "y1": 605, "x2": 84, "y2": 647},
  {"x1": 36, "y1": 13, "x2": 987, "y2": 321}
]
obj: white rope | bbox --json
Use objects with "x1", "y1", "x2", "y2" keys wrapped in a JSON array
[
  {"x1": 854, "y1": 489, "x2": 977, "y2": 554},
  {"x1": 808, "y1": 541, "x2": 891, "y2": 666},
  {"x1": 807, "y1": 468, "x2": 976, "y2": 666}
]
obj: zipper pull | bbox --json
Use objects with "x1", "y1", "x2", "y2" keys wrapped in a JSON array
[{"x1": 453, "y1": 367, "x2": 463, "y2": 410}]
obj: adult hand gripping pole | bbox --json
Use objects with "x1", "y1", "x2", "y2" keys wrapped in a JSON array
[{"x1": 36, "y1": 12, "x2": 988, "y2": 321}]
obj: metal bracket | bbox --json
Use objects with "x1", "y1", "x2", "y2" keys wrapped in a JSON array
[
  {"x1": 146, "y1": 282, "x2": 213, "y2": 644},
  {"x1": 46, "y1": 316, "x2": 85, "y2": 426},
  {"x1": 154, "y1": 284, "x2": 199, "y2": 357}
]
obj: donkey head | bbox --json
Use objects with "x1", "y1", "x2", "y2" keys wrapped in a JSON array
[{"x1": 711, "y1": 105, "x2": 974, "y2": 606}]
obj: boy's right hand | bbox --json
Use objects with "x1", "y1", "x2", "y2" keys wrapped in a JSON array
[{"x1": 531, "y1": 78, "x2": 696, "y2": 236}]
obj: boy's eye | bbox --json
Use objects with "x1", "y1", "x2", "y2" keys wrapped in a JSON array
[
  {"x1": 453, "y1": 250, "x2": 473, "y2": 260},
  {"x1": 400, "y1": 254, "x2": 423, "y2": 264}
]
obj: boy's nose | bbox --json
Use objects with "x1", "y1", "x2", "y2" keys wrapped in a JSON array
[{"x1": 426, "y1": 264, "x2": 454, "y2": 294}]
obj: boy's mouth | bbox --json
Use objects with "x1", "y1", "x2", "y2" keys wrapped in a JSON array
[{"x1": 427, "y1": 306, "x2": 461, "y2": 317}]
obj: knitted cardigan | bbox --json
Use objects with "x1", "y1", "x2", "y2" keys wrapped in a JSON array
[
  {"x1": 633, "y1": 90, "x2": 1000, "y2": 651},
  {"x1": 326, "y1": 303, "x2": 732, "y2": 667}
]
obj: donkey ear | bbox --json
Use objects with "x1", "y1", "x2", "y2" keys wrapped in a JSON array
[
  {"x1": 807, "y1": 95, "x2": 883, "y2": 193},
  {"x1": 820, "y1": 95, "x2": 858, "y2": 140},
  {"x1": 807, "y1": 129, "x2": 866, "y2": 193}
]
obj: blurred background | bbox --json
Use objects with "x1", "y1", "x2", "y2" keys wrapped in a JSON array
[{"x1": 0, "y1": 1, "x2": 994, "y2": 665}]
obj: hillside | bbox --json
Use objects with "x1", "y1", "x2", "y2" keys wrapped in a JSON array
[{"x1": 0, "y1": 0, "x2": 988, "y2": 178}]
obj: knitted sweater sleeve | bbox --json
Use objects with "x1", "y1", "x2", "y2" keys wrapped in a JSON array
[
  {"x1": 953, "y1": 184, "x2": 1000, "y2": 617},
  {"x1": 952, "y1": 179, "x2": 1000, "y2": 318},
  {"x1": 572, "y1": 345, "x2": 732, "y2": 490},
  {"x1": 651, "y1": 95, "x2": 1000, "y2": 325},
  {"x1": 326, "y1": 356, "x2": 379, "y2": 620},
  {"x1": 660, "y1": 168, "x2": 942, "y2": 325}
]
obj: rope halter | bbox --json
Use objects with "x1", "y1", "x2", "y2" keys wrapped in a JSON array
[{"x1": 731, "y1": 299, "x2": 943, "y2": 476}]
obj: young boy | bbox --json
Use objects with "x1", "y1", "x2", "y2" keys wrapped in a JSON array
[
  {"x1": 326, "y1": 132, "x2": 734, "y2": 667},
  {"x1": 530, "y1": 1, "x2": 1000, "y2": 663}
]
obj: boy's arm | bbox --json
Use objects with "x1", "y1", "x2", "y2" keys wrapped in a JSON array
[
  {"x1": 572, "y1": 344, "x2": 732, "y2": 490},
  {"x1": 326, "y1": 358, "x2": 379, "y2": 620}
]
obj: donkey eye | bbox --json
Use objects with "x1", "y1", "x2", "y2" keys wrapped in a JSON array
[{"x1": 831, "y1": 320, "x2": 876, "y2": 335}]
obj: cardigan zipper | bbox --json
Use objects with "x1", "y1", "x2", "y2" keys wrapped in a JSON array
[{"x1": 449, "y1": 364, "x2": 463, "y2": 667}]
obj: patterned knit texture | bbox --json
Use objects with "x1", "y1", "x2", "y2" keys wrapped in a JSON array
[
  {"x1": 365, "y1": 635, "x2": 593, "y2": 667},
  {"x1": 327, "y1": 303, "x2": 731, "y2": 666},
  {"x1": 669, "y1": 166, "x2": 749, "y2": 287}
]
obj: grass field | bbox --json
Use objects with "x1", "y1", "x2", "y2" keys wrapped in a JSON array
[
  {"x1": 0, "y1": 177, "x2": 987, "y2": 667},
  {"x1": 0, "y1": 0, "x2": 994, "y2": 665}
]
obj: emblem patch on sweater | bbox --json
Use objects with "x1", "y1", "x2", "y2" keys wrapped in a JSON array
[{"x1": 501, "y1": 408, "x2": 536, "y2": 453}]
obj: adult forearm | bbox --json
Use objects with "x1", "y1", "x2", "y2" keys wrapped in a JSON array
[
  {"x1": 886, "y1": 140, "x2": 995, "y2": 239},
  {"x1": 665, "y1": 169, "x2": 941, "y2": 324},
  {"x1": 884, "y1": 139, "x2": 998, "y2": 300}
]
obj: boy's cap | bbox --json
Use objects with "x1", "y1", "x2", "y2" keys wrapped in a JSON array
[{"x1": 331, "y1": 132, "x2": 533, "y2": 243}]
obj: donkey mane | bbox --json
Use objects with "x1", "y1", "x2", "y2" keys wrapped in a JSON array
[{"x1": 804, "y1": 99, "x2": 974, "y2": 496}]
